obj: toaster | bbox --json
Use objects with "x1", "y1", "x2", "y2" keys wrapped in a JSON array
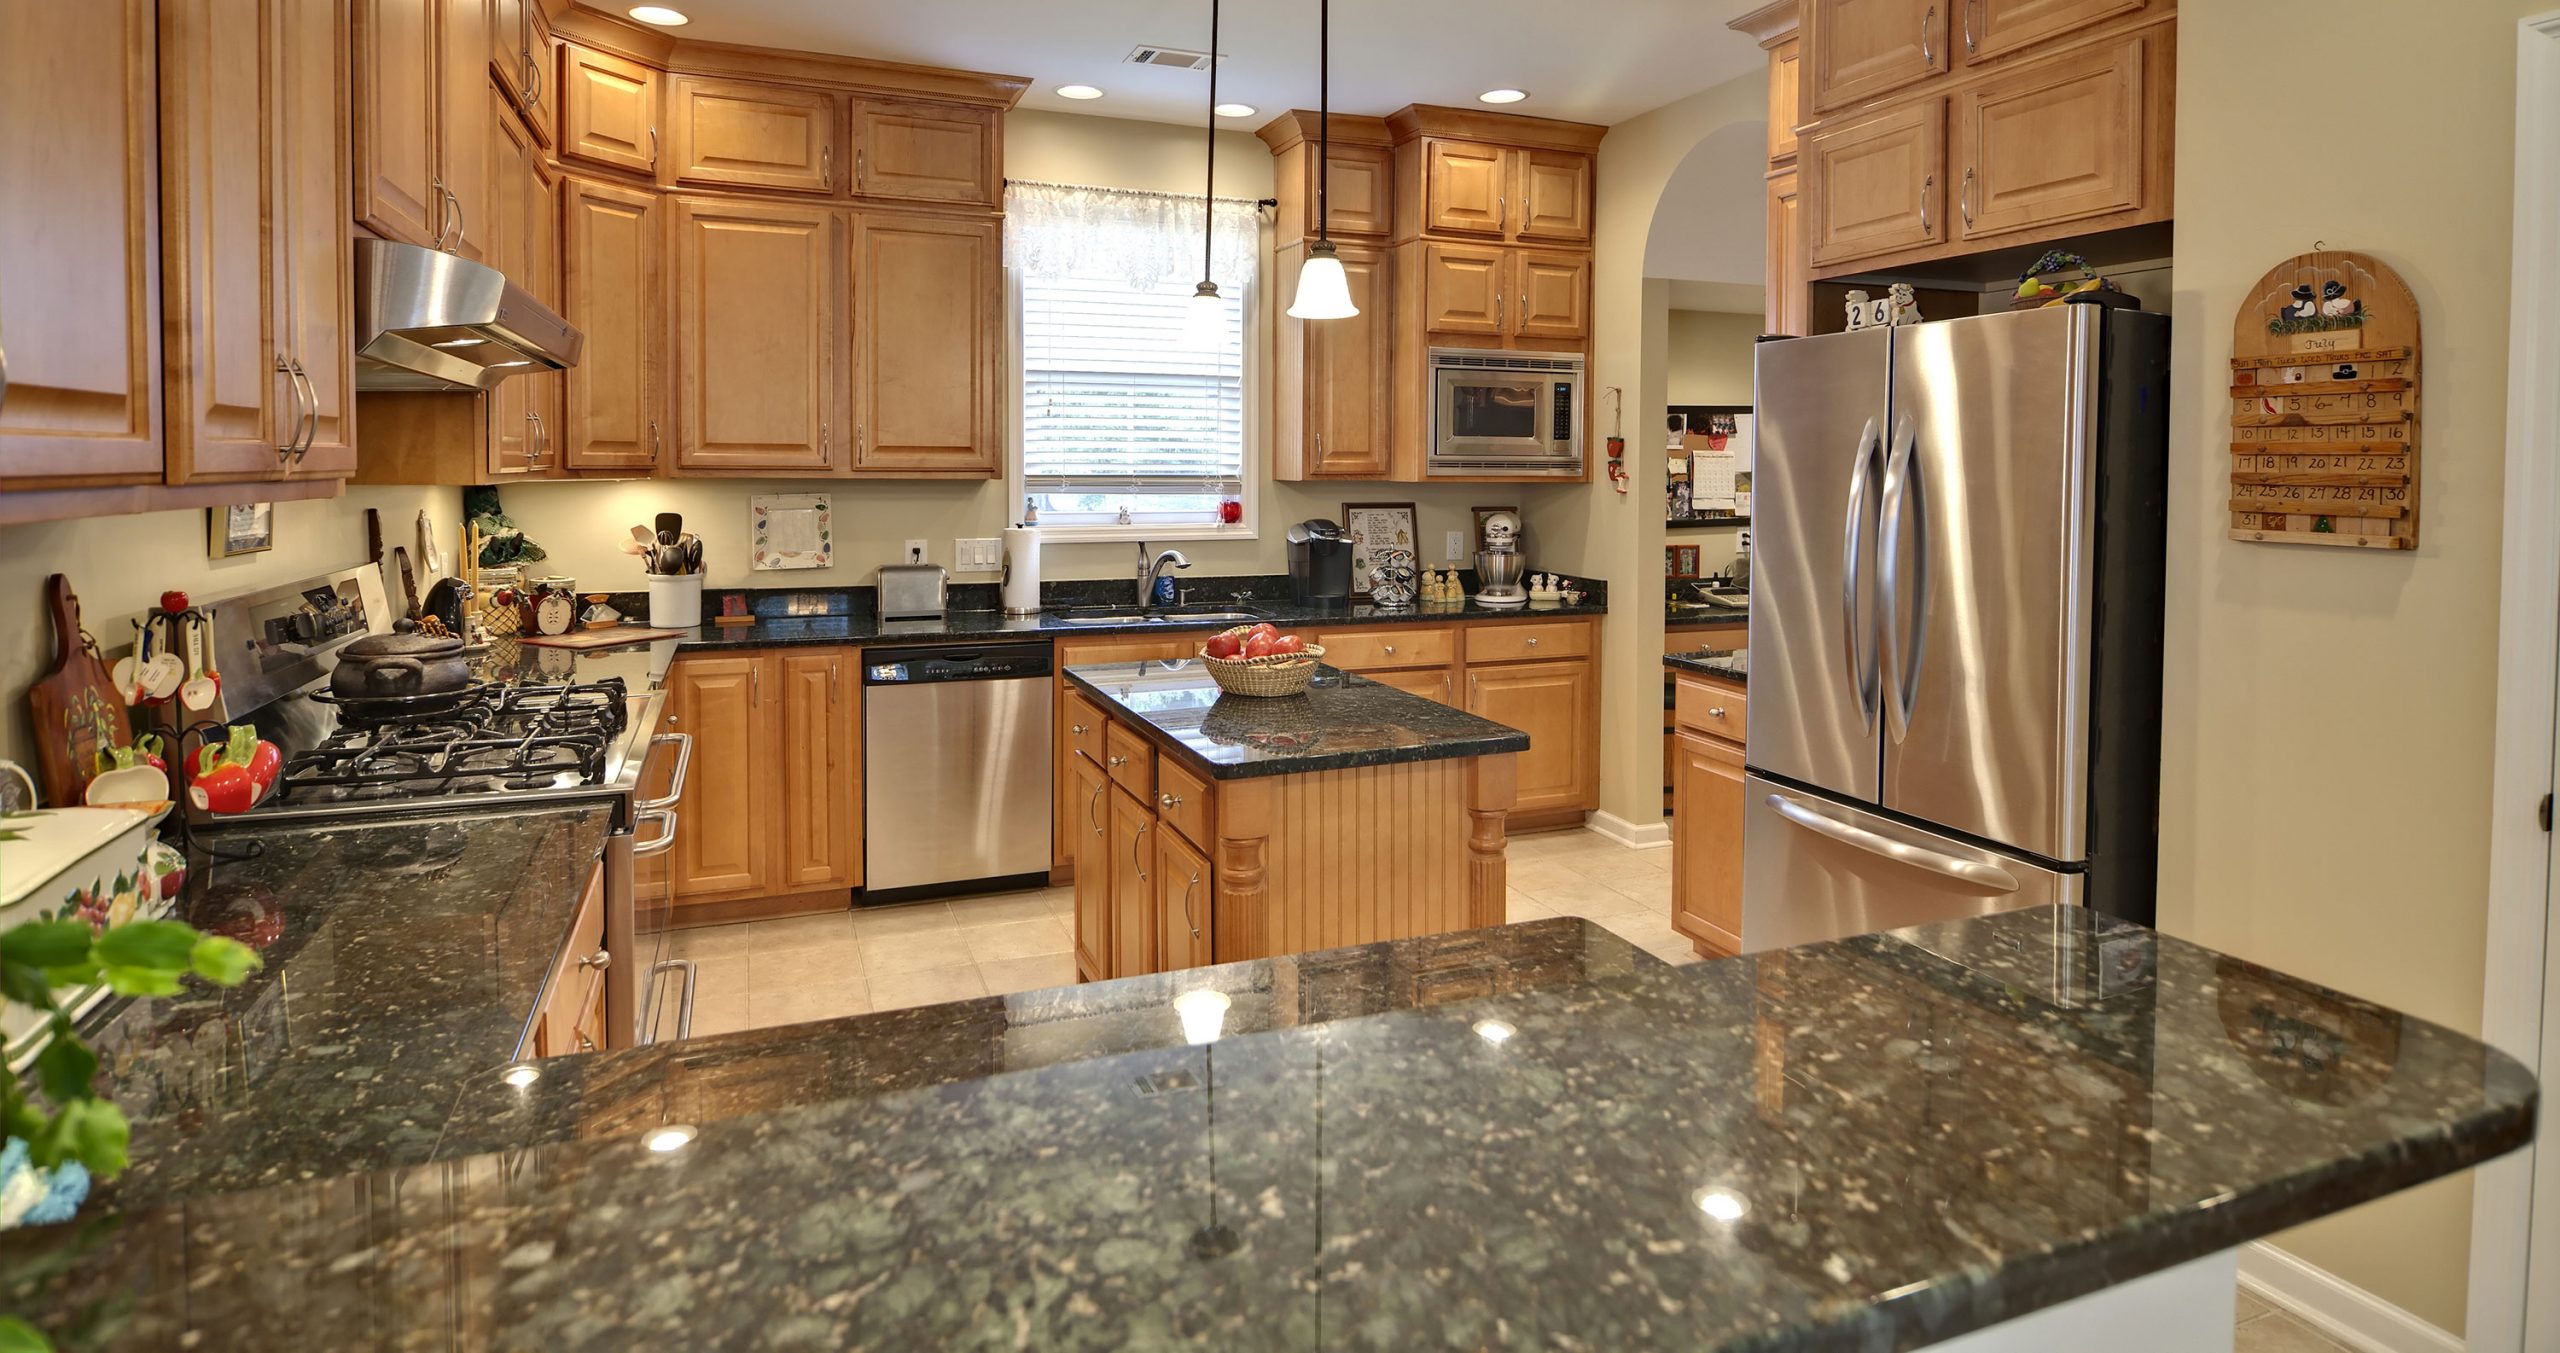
[{"x1": 876, "y1": 563, "x2": 949, "y2": 621}]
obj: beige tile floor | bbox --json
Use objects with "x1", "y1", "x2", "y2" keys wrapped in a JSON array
[
  {"x1": 670, "y1": 824, "x2": 1703, "y2": 1038},
  {"x1": 2233, "y1": 1289, "x2": 2354, "y2": 1352}
]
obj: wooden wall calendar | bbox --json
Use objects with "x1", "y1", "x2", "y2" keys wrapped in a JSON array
[{"x1": 2228, "y1": 250, "x2": 2421, "y2": 550}]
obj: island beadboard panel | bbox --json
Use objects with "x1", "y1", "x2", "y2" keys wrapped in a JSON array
[{"x1": 2227, "y1": 249, "x2": 2421, "y2": 550}]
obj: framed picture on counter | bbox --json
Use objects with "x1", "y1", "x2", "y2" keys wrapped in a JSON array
[
  {"x1": 1340, "y1": 501, "x2": 1416, "y2": 599},
  {"x1": 208, "y1": 502, "x2": 274, "y2": 558}
]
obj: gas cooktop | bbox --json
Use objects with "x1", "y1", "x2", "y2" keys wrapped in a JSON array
[{"x1": 268, "y1": 678, "x2": 631, "y2": 809}]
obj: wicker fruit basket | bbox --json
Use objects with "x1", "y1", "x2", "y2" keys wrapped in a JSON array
[{"x1": 1198, "y1": 627, "x2": 1327, "y2": 697}]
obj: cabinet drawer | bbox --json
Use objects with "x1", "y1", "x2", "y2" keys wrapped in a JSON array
[
  {"x1": 1466, "y1": 621, "x2": 1591, "y2": 664},
  {"x1": 1104, "y1": 722, "x2": 1154, "y2": 799},
  {"x1": 1063, "y1": 689, "x2": 1107, "y2": 766},
  {"x1": 1314, "y1": 627, "x2": 1455, "y2": 671},
  {"x1": 1154, "y1": 755, "x2": 1213, "y2": 853},
  {"x1": 1676, "y1": 677, "x2": 1748, "y2": 744}
]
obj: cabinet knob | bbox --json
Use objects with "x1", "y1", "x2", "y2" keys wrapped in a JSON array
[
  {"x1": 1383, "y1": 645, "x2": 1396, "y2": 655},
  {"x1": 580, "y1": 949, "x2": 611, "y2": 971},
  {"x1": 1707, "y1": 707, "x2": 1726, "y2": 718},
  {"x1": 1159, "y1": 792, "x2": 1183, "y2": 810},
  {"x1": 1107, "y1": 755, "x2": 1127, "y2": 768},
  {"x1": 1071, "y1": 723, "x2": 1089, "y2": 735},
  {"x1": 1526, "y1": 637, "x2": 1540, "y2": 647}
]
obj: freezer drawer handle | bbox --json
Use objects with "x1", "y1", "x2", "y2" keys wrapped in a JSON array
[
  {"x1": 1878, "y1": 413, "x2": 1929, "y2": 741},
  {"x1": 637, "y1": 732, "x2": 693, "y2": 811},
  {"x1": 1765, "y1": 793, "x2": 2018, "y2": 893},
  {"x1": 1841, "y1": 417, "x2": 1881, "y2": 733}
]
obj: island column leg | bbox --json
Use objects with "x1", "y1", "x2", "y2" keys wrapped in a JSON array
[
  {"x1": 1464, "y1": 754, "x2": 1517, "y2": 930},
  {"x1": 1212, "y1": 779, "x2": 1276, "y2": 964}
]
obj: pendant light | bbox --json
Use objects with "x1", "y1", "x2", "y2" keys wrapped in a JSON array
[
  {"x1": 1285, "y1": 0, "x2": 1357, "y2": 320},
  {"x1": 1185, "y1": 0, "x2": 1228, "y2": 347}
]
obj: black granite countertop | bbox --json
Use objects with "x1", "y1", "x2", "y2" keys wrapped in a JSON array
[
  {"x1": 3, "y1": 906, "x2": 2531, "y2": 1350},
  {"x1": 667, "y1": 595, "x2": 1609, "y2": 652},
  {"x1": 75, "y1": 805, "x2": 615, "y2": 1211},
  {"x1": 1667, "y1": 647, "x2": 1749, "y2": 683},
  {"x1": 1063, "y1": 660, "x2": 1530, "y2": 780}
]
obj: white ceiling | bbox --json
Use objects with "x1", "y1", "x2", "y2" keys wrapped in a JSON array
[{"x1": 616, "y1": 0, "x2": 1769, "y2": 128}]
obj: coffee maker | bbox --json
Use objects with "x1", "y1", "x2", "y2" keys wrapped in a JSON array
[
  {"x1": 1473, "y1": 509, "x2": 1528, "y2": 607},
  {"x1": 1286, "y1": 520, "x2": 1353, "y2": 604}
]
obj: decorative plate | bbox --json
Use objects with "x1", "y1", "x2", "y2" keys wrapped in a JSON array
[{"x1": 753, "y1": 494, "x2": 832, "y2": 571}]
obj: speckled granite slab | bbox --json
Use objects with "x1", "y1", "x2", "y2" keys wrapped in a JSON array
[
  {"x1": 5, "y1": 907, "x2": 2529, "y2": 1351},
  {"x1": 1666, "y1": 647, "x2": 1748, "y2": 683},
  {"x1": 1064, "y1": 661, "x2": 1530, "y2": 779}
]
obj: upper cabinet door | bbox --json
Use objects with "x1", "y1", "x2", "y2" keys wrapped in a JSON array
[
  {"x1": 350, "y1": 0, "x2": 441, "y2": 249},
  {"x1": 561, "y1": 176, "x2": 663, "y2": 471},
  {"x1": 1806, "y1": 0, "x2": 1946, "y2": 114},
  {"x1": 488, "y1": 0, "x2": 530, "y2": 105},
  {"x1": 1803, "y1": 98, "x2": 1945, "y2": 268},
  {"x1": 674, "y1": 197, "x2": 842, "y2": 473},
  {"x1": 1768, "y1": 37, "x2": 1802, "y2": 163},
  {"x1": 1959, "y1": 0, "x2": 2145, "y2": 66},
  {"x1": 671, "y1": 77, "x2": 838, "y2": 195},
  {"x1": 0, "y1": 0, "x2": 163, "y2": 487},
  {"x1": 849, "y1": 99, "x2": 996, "y2": 207},
  {"x1": 1951, "y1": 33, "x2": 2143, "y2": 241},
  {"x1": 1312, "y1": 144, "x2": 1392, "y2": 238},
  {"x1": 852, "y1": 213, "x2": 998, "y2": 475},
  {"x1": 559, "y1": 43, "x2": 658, "y2": 177},
  {"x1": 437, "y1": 0, "x2": 490, "y2": 262},
  {"x1": 487, "y1": 90, "x2": 540, "y2": 477},
  {"x1": 1422, "y1": 139, "x2": 1507, "y2": 237},
  {"x1": 279, "y1": 0, "x2": 356, "y2": 476},
  {"x1": 1418, "y1": 242, "x2": 1503, "y2": 337},
  {"x1": 1510, "y1": 250, "x2": 1590, "y2": 342},
  {"x1": 157, "y1": 0, "x2": 283, "y2": 484},
  {"x1": 1304, "y1": 246, "x2": 1392, "y2": 476},
  {"x1": 1512, "y1": 150, "x2": 1592, "y2": 244}
]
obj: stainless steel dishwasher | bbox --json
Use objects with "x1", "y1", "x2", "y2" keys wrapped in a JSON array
[{"x1": 861, "y1": 643, "x2": 1055, "y2": 903}]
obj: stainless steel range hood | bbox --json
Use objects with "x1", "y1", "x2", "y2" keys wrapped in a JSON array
[{"x1": 353, "y1": 238, "x2": 582, "y2": 391}]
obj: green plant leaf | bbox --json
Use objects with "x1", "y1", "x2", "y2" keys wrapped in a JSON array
[
  {"x1": 49, "y1": 1100, "x2": 128, "y2": 1179},
  {"x1": 0, "y1": 921, "x2": 93, "y2": 971},
  {"x1": 93, "y1": 921, "x2": 197, "y2": 973},
  {"x1": 188, "y1": 936, "x2": 259, "y2": 986},
  {"x1": 30, "y1": 1036, "x2": 93, "y2": 1106},
  {"x1": 0, "y1": 962, "x2": 51, "y2": 1011},
  {"x1": 0, "y1": 1314, "x2": 53, "y2": 1353},
  {"x1": 39, "y1": 960, "x2": 98, "y2": 991},
  {"x1": 97, "y1": 967, "x2": 181, "y2": 999},
  {"x1": 0, "y1": 1100, "x2": 44, "y2": 1147}
]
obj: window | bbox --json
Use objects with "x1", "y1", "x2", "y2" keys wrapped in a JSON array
[{"x1": 1006, "y1": 181, "x2": 1261, "y2": 538}]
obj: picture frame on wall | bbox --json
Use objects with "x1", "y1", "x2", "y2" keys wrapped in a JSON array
[
  {"x1": 1470, "y1": 505, "x2": 1520, "y2": 555},
  {"x1": 1340, "y1": 501, "x2": 1417, "y2": 600},
  {"x1": 1666, "y1": 544, "x2": 1702, "y2": 579},
  {"x1": 209, "y1": 502, "x2": 275, "y2": 558}
]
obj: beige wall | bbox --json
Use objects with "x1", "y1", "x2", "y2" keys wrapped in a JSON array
[
  {"x1": 0, "y1": 486, "x2": 458, "y2": 767},
  {"x1": 2161, "y1": 3, "x2": 2539, "y2": 1334},
  {"x1": 1666, "y1": 308, "x2": 1761, "y2": 404},
  {"x1": 501, "y1": 107, "x2": 1556, "y2": 594}
]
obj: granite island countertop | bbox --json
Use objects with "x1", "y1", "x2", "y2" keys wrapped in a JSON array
[
  {"x1": 1063, "y1": 659, "x2": 1530, "y2": 780},
  {"x1": 3, "y1": 906, "x2": 2531, "y2": 1350},
  {"x1": 1666, "y1": 646, "x2": 1748, "y2": 683}
]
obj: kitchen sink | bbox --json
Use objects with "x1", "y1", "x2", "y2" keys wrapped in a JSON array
[
  {"x1": 1054, "y1": 613, "x2": 1153, "y2": 626},
  {"x1": 1052, "y1": 609, "x2": 1268, "y2": 627}
]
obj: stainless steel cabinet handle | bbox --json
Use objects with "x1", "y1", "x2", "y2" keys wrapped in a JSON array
[
  {"x1": 1878, "y1": 414, "x2": 1926, "y2": 742},
  {"x1": 1496, "y1": 291, "x2": 1504, "y2": 331},
  {"x1": 1963, "y1": 0, "x2": 1976, "y2": 53},
  {"x1": 821, "y1": 144, "x2": 832, "y2": 188},
  {"x1": 633, "y1": 805, "x2": 679, "y2": 856},
  {"x1": 1158, "y1": 792, "x2": 1182, "y2": 810},
  {"x1": 290, "y1": 360, "x2": 319, "y2": 462},
  {"x1": 855, "y1": 148, "x2": 865, "y2": 188},
  {"x1": 1960, "y1": 168, "x2": 1975, "y2": 227},
  {"x1": 272, "y1": 352, "x2": 305, "y2": 460},
  {"x1": 1087, "y1": 782, "x2": 1105, "y2": 836},
  {"x1": 638, "y1": 732, "x2": 693, "y2": 811},
  {"x1": 647, "y1": 125, "x2": 658, "y2": 166},
  {"x1": 0, "y1": 339, "x2": 10, "y2": 415},
  {"x1": 1131, "y1": 821, "x2": 1149, "y2": 881},
  {"x1": 1922, "y1": 6, "x2": 1936, "y2": 65},
  {"x1": 829, "y1": 660, "x2": 839, "y2": 704},
  {"x1": 526, "y1": 47, "x2": 542, "y2": 107},
  {"x1": 821, "y1": 421, "x2": 830, "y2": 464},
  {"x1": 856, "y1": 423, "x2": 864, "y2": 456},
  {"x1": 750, "y1": 665, "x2": 760, "y2": 705},
  {"x1": 1180, "y1": 870, "x2": 1201, "y2": 939},
  {"x1": 430, "y1": 178, "x2": 449, "y2": 248},
  {"x1": 1766, "y1": 792, "x2": 2017, "y2": 892},
  {"x1": 444, "y1": 184, "x2": 466, "y2": 250},
  {"x1": 1919, "y1": 175, "x2": 1933, "y2": 235},
  {"x1": 580, "y1": 949, "x2": 611, "y2": 971},
  {"x1": 531, "y1": 410, "x2": 549, "y2": 464},
  {"x1": 648, "y1": 418, "x2": 661, "y2": 463},
  {"x1": 1496, "y1": 194, "x2": 1505, "y2": 233},
  {"x1": 1841, "y1": 417, "x2": 1880, "y2": 734}
]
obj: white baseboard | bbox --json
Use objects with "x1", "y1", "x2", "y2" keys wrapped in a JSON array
[
  {"x1": 1585, "y1": 810, "x2": 1670, "y2": 850},
  {"x1": 2239, "y1": 1241, "x2": 2464, "y2": 1353}
]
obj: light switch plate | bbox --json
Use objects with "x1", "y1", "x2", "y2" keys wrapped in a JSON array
[
  {"x1": 1445, "y1": 530, "x2": 1465, "y2": 562},
  {"x1": 956, "y1": 537, "x2": 1000, "y2": 570}
]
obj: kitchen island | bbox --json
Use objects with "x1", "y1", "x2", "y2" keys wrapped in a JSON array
[
  {"x1": 1060, "y1": 660, "x2": 1527, "y2": 980},
  {"x1": 1, "y1": 905, "x2": 2530, "y2": 1350}
]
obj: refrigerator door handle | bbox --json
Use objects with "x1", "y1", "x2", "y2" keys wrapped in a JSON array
[
  {"x1": 1765, "y1": 792, "x2": 2021, "y2": 893},
  {"x1": 1842, "y1": 417, "x2": 1881, "y2": 732},
  {"x1": 1878, "y1": 412, "x2": 1929, "y2": 741}
]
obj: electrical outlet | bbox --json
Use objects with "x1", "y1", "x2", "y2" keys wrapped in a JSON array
[
  {"x1": 903, "y1": 539, "x2": 928, "y2": 564},
  {"x1": 1445, "y1": 530, "x2": 1465, "y2": 562}
]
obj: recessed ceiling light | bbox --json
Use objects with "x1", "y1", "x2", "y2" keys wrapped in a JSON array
[
  {"x1": 1478, "y1": 88, "x2": 1529, "y2": 105},
  {"x1": 1058, "y1": 84, "x2": 1106, "y2": 100},
  {"x1": 627, "y1": 5, "x2": 688, "y2": 25},
  {"x1": 1214, "y1": 103, "x2": 1258, "y2": 119},
  {"x1": 644, "y1": 1124, "x2": 698, "y2": 1153}
]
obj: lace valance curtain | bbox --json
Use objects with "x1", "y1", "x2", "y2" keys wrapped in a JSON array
[{"x1": 1004, "y1": 180, "x2": 1260, "y2": 292}]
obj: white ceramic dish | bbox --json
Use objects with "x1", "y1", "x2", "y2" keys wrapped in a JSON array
[{"x1": 0, "y1": 806, "x2": 169, "y2": 1070}]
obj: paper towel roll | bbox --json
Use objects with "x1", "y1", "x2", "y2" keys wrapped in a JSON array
[{"x1": 1001, "y1": 526, "x2": 1042, "y2": 615}]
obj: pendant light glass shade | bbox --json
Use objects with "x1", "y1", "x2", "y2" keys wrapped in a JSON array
[
  {"x1": 1287, "y1": 242, "x2": 1357, "y2": 320},
  {"x1": 1186, "y1": 279, "x2": 1227, "y2": 347}
]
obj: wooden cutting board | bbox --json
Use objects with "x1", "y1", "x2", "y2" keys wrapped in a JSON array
[
  {"x1": 516, "y1": 626, "x2": 688, "y2": 651},
  {"x1": 26, "y1": 574, "x2": 132, "y2": 807}
]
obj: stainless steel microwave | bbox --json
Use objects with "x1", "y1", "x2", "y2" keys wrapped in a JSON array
[{"x1": 1427, "y1": 348, "x2": 1585, "y2": 477}]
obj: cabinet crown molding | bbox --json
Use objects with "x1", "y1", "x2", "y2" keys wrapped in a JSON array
[
  {"x1": 554, "y1": 4, "x2": 1029, "y2": 108},
  {"x1": 1254, "y1": 109, "x2": 1396, "y2": 153},
  {"x1": 1385, "y1": 104, "x2": 1606, "y2": 153},
  {"x1": 1727, "y1": 0, "x2": 1803, "y2": 46}
]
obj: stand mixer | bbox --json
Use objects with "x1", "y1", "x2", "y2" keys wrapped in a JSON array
[{"x1": 1473, "y1": 509, "x2": 1529, "y2": 608}]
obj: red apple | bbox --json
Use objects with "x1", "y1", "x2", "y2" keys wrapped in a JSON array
[
  {"x1": 1269, "y1": 634, "x2": 1305, "y2": 655},
  {"x1": 1204, "y1": 631, "x2": 1243, "y2": 660}
]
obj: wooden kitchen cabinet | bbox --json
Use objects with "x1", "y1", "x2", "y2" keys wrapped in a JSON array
[
  {"x1": 1765, "y1": 169, "x2": 1807, "y2": 335},
  {"x1": 1671, "y1": 671, "x2": 1748, "y2": 958},
  {"x1": 1464, "y1": 657, "x2": 1597, "y2": 821},
  {"x1": 350, "y1": 0, "x2": 487, "y2": 260},
  {"x1": 673, "y1": 197, "x2": 845, "y2": 473},
  {"x1": 1949, "y1": 31, "x2": 2144, "y2": 242},
  {"x1": 279, "y1": 0, "x2": 357, "y2": 476},
  {"x1": 1420, "y1": 139, "x2": 1508, "y2": 237},
  {"x1": 489, "y1": 0, "x2": 554, "y2": 132},
  {"x1": 666, "y1": 653, "x2": 770, "y2": 899},
  {"x1": 1107, "y1": 785, "x2": 1158, "y2": 981},
  {"x1": 1069, "y1": 753, "x2": 1112, "y2": 981},
  {"x1": 1805, "y1": 0, "x2": 1944, "y2": 113},
  {"x1": 0, "y1": 0, "x2": 164, "y2": 488},
  {"x1": 1258, "y1": 110, "x2": 1394, "y2": 243},
  {"x1": 1155, "y1": 826, "x2": 1215, "y2": 975},
  {"x1": 851, "y1": 212, "x2": 999, "y2": 475},
  {"x1": 1274, "y1": 242, "x2": 1393, "y2": 479},
  {"x1": 531, "y1": 862, "x2": 611, "y2": 1057},
  {"x1": 1769, "y1": 36, "x2": 1803, "y2": 162},
  {"x1": 671, "y1": 76, "x2": 838, "y2": 194},
  {"x1": 1510, "y1": 251, "x2": 1591, "y2": 341},
  {"x1": 1418, "y1": 242, "x2": 1504, "y2": 336},
  {"x1": 559, "y1": 42, "x2": 658, "y2": 178},
  {"x1": 1964, "y1": 0, "x2": 2148, "y2": 64},
  {"x1": 486, "y1": 88, "x2": 556, "y2": 477},
  {"x1": 1513, "y1": 150, "x2": 1593, "y2": 244},
  {"x1": 1803, "y1": 97, "x2": 1945, "y2": 268},
  {"x1": 777, "y1": 650, "x2": 861, "y2": 891},
  {"x1": 850, "y1": 98, "x2": 997, "y2": 206},
  {"x1": 561, "y1": 175, "x2": 664, "y2": 471},
  {"x1": 1368, "y1": 667, "x2": 1456, "y2": 706}
]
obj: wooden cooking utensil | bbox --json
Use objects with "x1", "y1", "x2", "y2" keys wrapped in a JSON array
[{"x1": 26, "y1": 575, "x2": 133, "y2": 807}]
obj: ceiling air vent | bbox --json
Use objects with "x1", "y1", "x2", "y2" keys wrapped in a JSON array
[{"x1": 1125, "y1": 44, "x2": 1215, "y2": 72}]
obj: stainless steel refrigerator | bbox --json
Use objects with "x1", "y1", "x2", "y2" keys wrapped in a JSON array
[{"x1": 1742, "y1": 303, "x2": 2169, "y2": 950}]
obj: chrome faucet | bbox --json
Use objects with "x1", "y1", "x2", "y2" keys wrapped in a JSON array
[{"x1": 1137, "y1": 542, "x2": 1192, "y2": 611}]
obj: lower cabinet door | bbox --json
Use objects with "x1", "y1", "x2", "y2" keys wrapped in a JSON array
[
  {"x1": 1155, "y1": 826, "x2": 1213, "y2": 973},
  {"x1": 1672, "y1": 733, "x2": 1746, "y2": 955},
  {"x1": 1365, "y1": 666, "x2": 1456, "y2": 706},
  {"x1": 1107, "y1": 784, "x2": 1157, "y2": 979},
  {"x1": 1070, "y1": 753, "x2": 1111, "y2": 981},
  {"x1": 534, "y1": 862, "x2": 608, "y2": 1056},
  {"x1": 1464, "y1": 658, "x2": 1597, "y2": 815},
  {"x1": 778, "y1": 649, "x2": 860, "y2": 891},
  {"x1": 667, "y1": 654, "x2": 772, "y2": 900}
]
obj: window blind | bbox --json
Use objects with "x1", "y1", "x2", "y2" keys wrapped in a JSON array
[{"x1": 1020, "y1": 273, "x2": 1245, "y2": 519}]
